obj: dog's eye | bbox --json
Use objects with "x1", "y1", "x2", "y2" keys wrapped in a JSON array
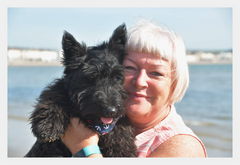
[
  {"x1": 89, "y1": 73, "x2": 95, "y2": 79},
  {"x1": 113, "y1": 76, "x2": 119, "y2": 81},
  {"x1": 113, "y1": 76, "x2": 123, "y2": 83}
]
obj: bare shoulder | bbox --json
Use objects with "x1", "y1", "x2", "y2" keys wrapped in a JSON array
[{"x1": 148, "y1": 135, "x2": 206, "y2": 157}]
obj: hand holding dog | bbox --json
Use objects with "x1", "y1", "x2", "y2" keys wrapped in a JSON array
[{"x1": 61, "y1": 118, "x2": 102, "y2": 157}]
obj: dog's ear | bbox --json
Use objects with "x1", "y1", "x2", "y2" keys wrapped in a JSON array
[
  {"x1": 61, "y1": 31, "x2": 87, "y2": 70},
  {"x1": 108, "y1": 23, "x2": 127, "y2": 63}
]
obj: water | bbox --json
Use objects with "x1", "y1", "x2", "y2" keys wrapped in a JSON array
[
  {"x1": 175, "y1": 64, "x2": 232, "y2": 157},
  {"x1": 7, "y1": 64, "x2": 232, "y2": 157},
  {"x1": 7, "y1": 66, "x2": 65, "y2": 157}
]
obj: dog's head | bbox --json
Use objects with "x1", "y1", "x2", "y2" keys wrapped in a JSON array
[{"x1": 61, "y1": 24, "x2": 127, "y2": 128}]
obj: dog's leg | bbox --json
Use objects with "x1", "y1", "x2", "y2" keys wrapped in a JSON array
[
  {"x1": 30, "y1": 79, "x2": 71, "y2": 143},
  {"x1": 25, "y1": 139, "x2": 72, "y2": 157}
]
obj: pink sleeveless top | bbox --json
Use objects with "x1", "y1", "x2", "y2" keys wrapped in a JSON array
[{"x1": 134, "y1": 105, "x2": 207, "y2": 157}]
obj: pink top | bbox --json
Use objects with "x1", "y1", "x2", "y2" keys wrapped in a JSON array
[{"x1": 135, "y1": 105, "x2": 207, "y2": 157}]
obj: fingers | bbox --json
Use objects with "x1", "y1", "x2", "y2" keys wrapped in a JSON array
[
  {"x1": 61, "y1": 117, "x2": 100, "y2": 155},
  {"x1": 69, "y1": 117, "x2": 81, "y2": 129},
  {"x1": 69, "y1": 118, "x2": 99, "y2": 138}
]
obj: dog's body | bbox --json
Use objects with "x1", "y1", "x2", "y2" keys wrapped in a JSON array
[{"x1": 25, "y1": 24, "x2": 137, "y2": 157}]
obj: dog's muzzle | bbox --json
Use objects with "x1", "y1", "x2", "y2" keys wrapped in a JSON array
[{"x1": 68, "y1": 91, "x2": 121, "y2": 135}]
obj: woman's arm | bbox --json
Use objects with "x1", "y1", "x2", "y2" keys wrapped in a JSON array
[
  {"x1": 61, "y1": 118, "x2": 103, "y2": 157},
  {"x1": 148, "y1": 135, "x2": 206, "y2": 157}
]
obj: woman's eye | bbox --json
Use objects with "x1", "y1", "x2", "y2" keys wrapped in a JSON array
[
  {"x1": 124, "y1": 66, "x2": 135, "y2": 70},
  {"x1": 152, "y1": 72, "x2": 163, "y2": 76}
]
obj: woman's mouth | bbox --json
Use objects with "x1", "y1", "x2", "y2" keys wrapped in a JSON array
[{"x1": 128, "y1": 92, "x2": 149, "y2": 100}]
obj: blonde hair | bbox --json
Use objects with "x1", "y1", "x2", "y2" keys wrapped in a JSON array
[{"x1": 125, "y1": 18, "x2": 189, "y2": 104}]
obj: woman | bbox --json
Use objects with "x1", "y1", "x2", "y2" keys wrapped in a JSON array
[{"x1": 61, "y1": 18, "x2": 207, "y2": 157}]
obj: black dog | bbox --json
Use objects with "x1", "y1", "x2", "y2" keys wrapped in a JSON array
[{"x1": 25, "y1": 24, "x2": 137, "y2": 157}]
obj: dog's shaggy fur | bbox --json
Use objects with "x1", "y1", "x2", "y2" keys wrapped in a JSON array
[{"x1": 25, "y1": 24, "x2": 137, "y2": 157}]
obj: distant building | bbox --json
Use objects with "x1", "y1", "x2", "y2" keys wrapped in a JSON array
[
  {"x1": 185, "y1": 54, "x2": 200, "y2": 63},
  {"x1": 216, "y1": 52, "x2": 232, "y2": 61},
  {"x1": 8, "y1": 48, "x2": 22, "y2": 61},
  {"x1": 8, "y1": 47, "x2": 60, "y2": 62},
  {"x1": 186, "y1": 50, "x2": 232, "y2": 63},
  {"x1": 199, "y1": 52, "x2": 216, "y2": 61}
]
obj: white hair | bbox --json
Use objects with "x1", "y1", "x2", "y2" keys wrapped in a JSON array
[{"x1": 125, "y1": 18, "x2": 189, "y2": 104}]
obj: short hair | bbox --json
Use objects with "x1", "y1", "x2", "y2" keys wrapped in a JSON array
[{"x1": 125, "y1": 18, "x2": 189, "y2": 104}]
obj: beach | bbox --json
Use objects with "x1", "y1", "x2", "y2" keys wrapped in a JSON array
[{"x1": 8, "y1": 117, "x2": 36, "y2": 157}]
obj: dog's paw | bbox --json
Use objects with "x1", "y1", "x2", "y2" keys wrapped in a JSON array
[
  {"x1": 32, "y1": 122, "x2": 66, "y2": 143},
  {"x1": 38, "y1": 134, "x2": 62, "y2": 143},
  {"x1": 31, "y1": 112, "x2": 67, "y2": 143}
]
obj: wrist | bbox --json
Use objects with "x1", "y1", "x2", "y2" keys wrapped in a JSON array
[
  {"x1": 70, "y1": 136, "x2": 99, "y2": 155},
  {"x1": 72, "y1": 145, "x2": 102, "y2": 157}
]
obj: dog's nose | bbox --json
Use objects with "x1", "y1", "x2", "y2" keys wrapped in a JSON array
[{"x1": 103, "y1": 108, "x2": 117, "y2": 117}]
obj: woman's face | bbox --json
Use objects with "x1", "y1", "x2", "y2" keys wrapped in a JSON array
[{"x1": 123, "y1": 52, "x2": 172, "y2": 124}]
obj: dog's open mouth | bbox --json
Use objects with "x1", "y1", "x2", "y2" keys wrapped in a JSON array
[
  {"x1": 85, "y1": 117, "x2": 120, "y2": 135},
  {"x1": 101, "y1": 117, "x2": 113, "y2": 124}
]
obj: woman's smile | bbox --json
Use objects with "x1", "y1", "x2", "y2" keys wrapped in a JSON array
[{"x1": 128, "y1": 92, "x2": 150, "y2": 101}]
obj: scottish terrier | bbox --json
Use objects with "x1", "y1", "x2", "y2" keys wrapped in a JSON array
[{"x1": 25, "y1": 24, "x2": 137, "y2": 157}]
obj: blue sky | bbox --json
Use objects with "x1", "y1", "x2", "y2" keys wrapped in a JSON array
[{"x1": 8, "y1": 7, "x2": 232, "y2": 51}]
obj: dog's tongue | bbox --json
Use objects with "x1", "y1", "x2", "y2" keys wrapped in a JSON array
[{"x1": 101, "y1": 117, "x2": 113, "y2": 124}]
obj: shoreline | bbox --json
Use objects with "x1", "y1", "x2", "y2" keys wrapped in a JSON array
[
  {"x1": 8, "y1": 60, "x2": 232, "y2": 66},
  {"x1": 187, "y1": 60, "x2": 232, "y2": 65},
  {"x1": 8, "y1": 61, "x2": 62, "y2": 66}
]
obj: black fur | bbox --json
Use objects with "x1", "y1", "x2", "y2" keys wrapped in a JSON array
[{"x1": 25, "y1": 24, "x2": 137, "y2": 157}]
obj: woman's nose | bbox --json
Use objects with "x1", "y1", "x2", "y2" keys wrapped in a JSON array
[{"x1": 132, "y1": 70, "x2": 148, "y2": 89}]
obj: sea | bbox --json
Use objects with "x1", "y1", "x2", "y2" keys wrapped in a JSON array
[{"x1": 7, "y1": 64, "x2": 232, "y2": 157}]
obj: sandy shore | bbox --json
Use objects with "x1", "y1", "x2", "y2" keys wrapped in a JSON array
[
  {"x1": 8, "y1": 117, "x2": 36, "y2": 157},
  {"x1": 8, "y1": 60, "x2": 232, "y2": 66}
]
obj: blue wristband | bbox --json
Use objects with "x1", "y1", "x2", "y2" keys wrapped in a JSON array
[{"x1": 72, "y1": 145, "x2": 101, "y2": 157}]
